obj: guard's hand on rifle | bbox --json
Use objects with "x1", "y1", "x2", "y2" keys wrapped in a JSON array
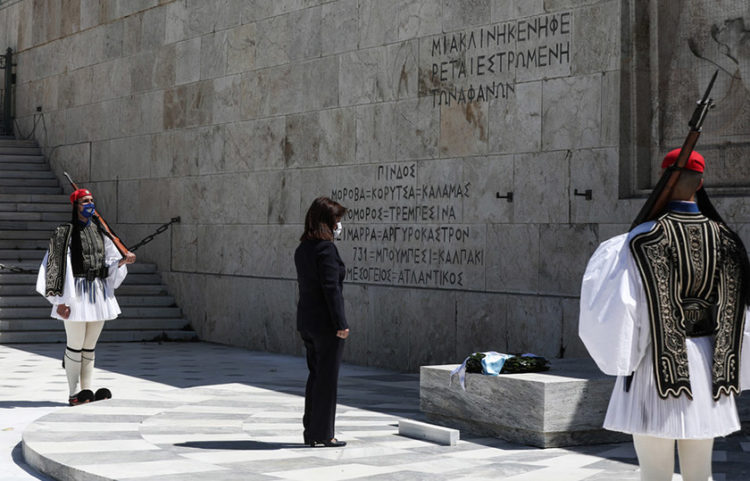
[{"x1": 118, "y1": 252, "x2": 136, "y2": 267}]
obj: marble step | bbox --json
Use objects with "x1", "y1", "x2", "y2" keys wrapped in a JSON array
[
  {"x1": 0, "y1": 212, "x2": 69, "y2": 223},
  {"x1": 0, "y1": 261, "x2": 158, "y2": 273},
  {"x1": 0, "y1": 169, "x2": 56, "y2": 178},
  {"x1": 0, "y1": 146, "x2": 42, "y2": 155},
  {"x1": 0, "y1": 139, "x2": 37, "y2": 147},
  {"x1": 0, "y1": 194, "x2": 68, "y2": 203},
  {"x1": 0, "y1": 283, "x2": 170, "y2": 296},
  {"x1": 0, "y1": 202, "x2": 70, "y2": 212},
  {"x1": 0, "y1": 329, "x2": 197, "y2": 343},
  {"x1": 0, "y1": 272, "x2": 163, "y2": 285},
  {"x1": 0, "y1": 318, "x2": 189, "y2": 331},
  {"x1": 0, "y1": 295, "x2": 176, "y2": 307},
  {"x1": 0, "y1": 177, "x2": 59, "y2": 187},
  {"x1": 0, "y1": 239, "x2": 48, "y2": 249},
  {"x1": 0, "y1": 186, "x2": 63, "y2": 195},
  {"x1": 0, "y1": 306, "x2": 182, "y2": 318},
  {"x1": 0, "y1": 162, "x2": 47, "y2": 170},
  {"x1": 0, "y1": 155, "x2": 45, "y2": 163},
  {"x1": 0, "y1": 220, "x2": 71, "y2": 230}
]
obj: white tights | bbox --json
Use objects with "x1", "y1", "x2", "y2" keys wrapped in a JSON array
[
  {"x1": 63, "y1": 320, "x2": 104, "y2": 396},
  {"x1": 633, "y1": 434, "x2": 714, "y2": 481}
]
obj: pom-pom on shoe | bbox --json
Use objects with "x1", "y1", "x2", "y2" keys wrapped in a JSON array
[
  {"x1": 309, "y1": 438, "x2": 346, "y2": 448},
  {"x1": 68, "y1": 389, "x2": 95, "y2": 406},
  {"x1": 94, "y1": 388, "x2": 112, "y2": 401}
]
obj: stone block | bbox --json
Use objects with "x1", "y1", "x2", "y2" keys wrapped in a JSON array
[
  {"x1": 339, "y1": 48, "x2": 389, "y2": 106},
  {"x1": 196, "y1": 124, "x2": 226, "y2": 174},
  {"x1": 366, "y1": 286, "x2": 411, "y2": 369},
  {"x1": 141, "y1": 6, "x2": 166, "y2": 51},
  {"x1": 284, "y1": 112, "x2": 321, "y2": 168},
  {"x1": 122, "y1": 13, "x2": 143, "y2": 57},
  {"x1": 398, "y1": 419, "x2": 459, "y2": 446},
  {"x1": 573, "y1": 1, "x2": 620, "y2": 75},
  {"x1": 240, "y1": 64, "x2": 298, "y2": 119},
  {"x1": 407, "y1": 289, "x2": 458, "y2": 370},
  {"x1": 420, "y1": 359, "x2": 628, "y2": 447},
  {"x1": 226, "y1": 23, "x2": 256, "y2": 75},
  {"x1": 398, "y1": 0, "x2": 442, "y2": 40},
  {"x1": 48, "y1": 143, "x2": 90, "y2": 186},
  {"x1": 356, "y1": 102, "x2": 396, "y2": 165},
  {"x1": 266, "y1": 169, "x2": 302, "y2": 225},
  {"x1": 165, "y1": 0, "x2": 189, "y2": 44},
  {"x1": 439, "y1": 101, "x2": 489, "y2": 157},
  {"x1": 512, "y1": 151, "x2": 570, "y2": 224},
  {"x1": 462, "y1": 155, "x2": 514, "y2": 224},
  {"x1": 507, "y1": 296, "x2": 563, "y2": 359},
  {"x1": 115, "y1": 0, "x2": 158, "y2": 19},
  {"x1": 60, "y1": 0, "x2": 81, "y2": 36},
  {"x1": 600, "y1": 70, "x2": 620, "y2": 147},
  {"x1": 171, "y1": 224, "x2": 198, "y2": 272},
  {"x1": 322, "y1": 0, "x2": 358, "y2": 56},
  {"x1": 387, "y1": 40, "x2": 419, "y2": 101},
  {"x1": 200, "y1": 30, "x2": 228, "y2": 80},
  {"x1": 224, "y1": 117, "x2": 286, "y2": 172},
  {"x1": 340, "y1": 283, "x2": 370, "y2": 365},
  {"x1": 442, "y1": 0, "x2": 491, "y2": 32},
  {"x1": 212, "y1": 75, "x2": 242, "y2": 125},
  {"x1": 130, "y1": 50, "x2": 157, "y2": 93},
  {"x1": 570, "y1": 148, "x2": 635, "y2": 225},
  {"x1": 174, "y1": 37, "x2": 201, "y2": 86},
  {"x1": 154, "y1": 44, "x2": 176, "y2": 89},
  {"x1": 102, "y1": 22, "x2": 124, "y2": 61},
  {"x1": 456, "y1": 292, "x2": 508, "y2": 358},
  {"x1": 485, "y1": 223, "x2": 540, "y2": 293},
  {"x1": 302, "y1": 56, "x2": 339, "y2": 112},
  {"x1": 489, "y1": 81, "x2": 542, "y2": 154},
  {"x1": 80, "y1": 0, "x2": 104, "y2": 30},
  {"x1": 395, "y1": 98, "x2": 439, "y2": 161},
  {"x1": 562, "y1": 297, "x2": 589, "y2": 359},
  {"x1": 358, "y1": 0, "x2": 400, "y2": 49},
  {"x1": 289, "y1": 6, "x2": 321, "y2": 61},
  {"x1": 539, "y1": 223, "x2": 597, "y2": 296},
  {"x1": 542, "y1": 74, "x2": 602, "y2": 151},
  {"x1": 319, "y1": 107, "x2": 356, "y2": 166},
  {"x1": 256, "y1": 14, "x2": 291, "y2": 69}
]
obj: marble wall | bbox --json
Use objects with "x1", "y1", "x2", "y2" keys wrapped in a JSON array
[{"x1": 1, "y1": 0, "x2": 748, "y2": 370}]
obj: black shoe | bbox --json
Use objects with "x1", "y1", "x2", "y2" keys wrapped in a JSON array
[
  {"x1": 94, "y1": 388, "x2": 112, "y2": 401},
  {"x1": 68, "y1": 389, "x2": 95, "y2": 406},
  {"x1": 309, "y1": 438, "x2": 346, "y2": 448}
]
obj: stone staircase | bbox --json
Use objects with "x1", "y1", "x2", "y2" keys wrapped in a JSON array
[{"x1": 0, "y1": 137, "x2": 197, "y2": 343}]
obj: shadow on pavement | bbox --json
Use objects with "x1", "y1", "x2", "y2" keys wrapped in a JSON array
[{"x1": 175, "y1": 441, "x2": 309, "y2": 450}]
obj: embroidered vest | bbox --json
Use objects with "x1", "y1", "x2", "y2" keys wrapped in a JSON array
[
  {"x1": 630, "y1": 211, "x2": 746, "y2": 400},
  {"x1": 45, "y1": 224, "x2": 73, "y2": 297}
]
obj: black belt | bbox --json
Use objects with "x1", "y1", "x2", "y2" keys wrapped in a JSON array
[
  {"x1": 683, "y1": 304, "x2": 717, "y2": 337},
  {"x1": 74, "y1": 266, "x2": 108, "y2": 282}
]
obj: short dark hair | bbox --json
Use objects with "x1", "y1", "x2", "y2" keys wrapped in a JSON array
[{"x1": 301, "y1": 197, "x2": 346, "y2": 241}]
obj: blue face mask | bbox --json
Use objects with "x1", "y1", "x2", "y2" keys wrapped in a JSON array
[{"x1": 81, "y1": 203, "x2": 95, "y2": 218}]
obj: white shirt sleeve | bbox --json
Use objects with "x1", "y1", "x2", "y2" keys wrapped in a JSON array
[
  {"x1": 103, "y1": 235, "x2": 127, "y2": 291},
  {"x1": 579, "y1": 233, "x2": 650, "y2": 376},
  {"x1": 35, "y1": 248, "x2": 77, "y2": 307},
  {"x1": 741, "y1": 308, "x2": 750, "y2": 391}
]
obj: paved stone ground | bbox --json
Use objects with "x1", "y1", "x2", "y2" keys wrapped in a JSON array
[{"x1": 1, "y1": 342, "x2": 749, "y2": 480}]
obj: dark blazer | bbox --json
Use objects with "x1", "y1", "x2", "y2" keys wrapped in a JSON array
[{"x1": 295, "y1": 239, "x2": 348, "y2": 334}]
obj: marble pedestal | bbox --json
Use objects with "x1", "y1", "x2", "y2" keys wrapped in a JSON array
[{"x1": 419, "y1": 358, "x2": 630, "y2": 448}]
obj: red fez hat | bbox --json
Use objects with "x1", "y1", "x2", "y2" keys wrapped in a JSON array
[
  {"x1": 661, "y1": 148, "x2": 704, "y2": 173},
  {"x1": 70, "y1": 188, "x2": 93, "y2": 204}
]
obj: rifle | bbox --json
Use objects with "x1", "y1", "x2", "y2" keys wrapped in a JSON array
[
  {"x1": 63, "y1": 171, "x2": 132, "y2": 258},
  {"x1": 629, "y1": 70, "x2": 718, "y2": 230}
]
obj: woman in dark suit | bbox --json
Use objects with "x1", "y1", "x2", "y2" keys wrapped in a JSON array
[{"x1": 295, "y1": 197, "x2": 349, "y2": 448}]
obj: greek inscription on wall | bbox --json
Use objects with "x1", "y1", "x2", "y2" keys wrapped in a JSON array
[
  {"x1": 424, "y1": 11, "x2": 572, "y2": 107},
  {"x1": 331, "y1": 163, "x2": 483, "y2": 289}
]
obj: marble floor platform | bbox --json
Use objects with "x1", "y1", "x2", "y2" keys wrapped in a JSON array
[{"x1": 1, "y1": 342, "x2": 749, "y2": 480}]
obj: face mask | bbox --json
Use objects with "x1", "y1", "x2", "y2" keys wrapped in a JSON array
[
  {"x1": 81, "y1": 203, "x2": 95, "y2": 218},
  {"x1": 333, "y1": 222, "x2": 342, "y2": 239}
]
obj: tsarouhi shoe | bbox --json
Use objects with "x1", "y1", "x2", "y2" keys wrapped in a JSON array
[
  {"x1": 309, "y1": 438, "x2": 346, "y2": 448},
  {"x1": 68, "y1": 389, "x2": 95, "y2": 406},
  {"x1": 94, "y1": 388, "x2": 112, "y2": 401}
]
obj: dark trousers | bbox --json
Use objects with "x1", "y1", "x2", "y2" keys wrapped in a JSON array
[{"x1": 300, "y1": 331, "x2": 345, "y2": 442}]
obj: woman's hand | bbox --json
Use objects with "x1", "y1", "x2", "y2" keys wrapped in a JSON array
[
  {"x1": 56, "y1": 304, "x2": 71, "y2": 319},
  {"x1": 336, "y1": 329, "x2": 350, "y2": 339},
  {"x1": 118, "y1": 252, "x2": 136, "y2": 267}
]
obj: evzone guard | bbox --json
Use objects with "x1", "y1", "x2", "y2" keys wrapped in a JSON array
[
  {"x1": 36, "y1": 188, "x2": 136, "y2": 405},
  {"x1": 579, "y1": 150, "x2": 750, "y2": 480}
]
